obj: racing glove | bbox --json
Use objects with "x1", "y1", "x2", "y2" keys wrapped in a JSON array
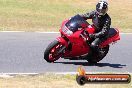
[{"x1": 89, "y1": 34, "x2": 96, "y2": 39}]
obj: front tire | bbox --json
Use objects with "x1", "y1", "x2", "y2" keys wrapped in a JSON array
[
  {"x1": 87, "y1": 45, "x2": 109, "y2": 63},
  {"x1": 44, "y1": 40, "x2": 63, "y2": 63}
]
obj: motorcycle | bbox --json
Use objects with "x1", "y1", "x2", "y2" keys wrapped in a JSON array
[{"x1": 44, "y1": 14, "x2": 120, "y2": 63}]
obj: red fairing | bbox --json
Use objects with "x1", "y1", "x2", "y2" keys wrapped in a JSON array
[
  {"x1": 99, "y1": 28, "x2": 120, "y2": 48},
  {"x1": 56, "y1": 37, "x2": 68, "y2": 48},
  {"x1": 63, "y1": 30, "x2": 90, "y2": 57},
  {"x1": 86, "y1": 25, "x2": 95, "y2": 34},
  {"x1": 60, "y1": 19, "x2": 69, "y2": 32},
  {"x1": 59, "y1": 24, "x2": 90, "y2": 57}
]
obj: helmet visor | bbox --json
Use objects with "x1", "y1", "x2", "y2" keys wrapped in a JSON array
[{"x1": 96, "y1": 8, "x2": 108, "y2": 15}]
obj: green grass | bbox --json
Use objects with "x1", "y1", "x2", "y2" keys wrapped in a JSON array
[
  {"x1": 0, "y1": 74, "x2": 132, "y2": 88},
  {"x1": 0, "y1": 0, "x2": 131, "y2": 32}
]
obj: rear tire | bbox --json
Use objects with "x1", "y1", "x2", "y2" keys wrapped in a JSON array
[
  {"x1": 44, "y1": 40, "x2": 62, "y2": 63},
  {"x1": 87, "y1": 45, "x2": 109, "y2": 63}
]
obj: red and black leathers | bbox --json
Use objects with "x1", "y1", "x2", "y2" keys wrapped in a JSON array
[
  {"x1": 81, "y1": 10, "x2": 111, "y2": 38},
  {"x1": 81, "y1": 10, "x2": 111, "y2": 54}
]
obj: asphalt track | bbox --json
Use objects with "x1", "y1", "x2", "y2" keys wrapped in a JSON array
[{"x1": 0, "y1": 32, "x2": 132, "y2": 73}]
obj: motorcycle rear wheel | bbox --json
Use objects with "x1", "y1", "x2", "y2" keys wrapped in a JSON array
[
  {"x1": 44, "y1": 40, "x2": 63, "y2": 63},
  {"x1": 87, "y1": 45, "x2": 109, "y2": 63}
]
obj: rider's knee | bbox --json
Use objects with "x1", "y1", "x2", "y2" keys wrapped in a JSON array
[{"x1": 91, "y1": 42, "x2": 98, "y2": 47}]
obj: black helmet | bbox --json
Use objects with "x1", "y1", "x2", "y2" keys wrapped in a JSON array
[{"x1": 96, "y1": 1, "x2": 108, "y2": 16}]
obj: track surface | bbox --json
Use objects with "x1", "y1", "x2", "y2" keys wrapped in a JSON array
[{"x1": 0, "y1": 32, "x2": 132, "y2": 73}]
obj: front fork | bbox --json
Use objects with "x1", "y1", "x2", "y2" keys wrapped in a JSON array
[{"x1": 56, "y1": 37, "x2": 70, "y2": 55}]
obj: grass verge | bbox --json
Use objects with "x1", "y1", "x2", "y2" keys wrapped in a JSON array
[
  {"x1": 0, "y1": 0, "x2": 131, "y2": 32},
  {"x1": 0, "y1": 73, "x2": 131, "y2": 88}
]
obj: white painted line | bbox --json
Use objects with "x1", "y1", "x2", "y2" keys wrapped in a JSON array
[
  {"x1": 55, "y1": 72, "x2": 78, "y2": 75},
  {"x1": 0, "y1": 72, "x2": 131, "y2": 78},
  {"x1": 0, "y1": 73, "x2": 39, "y2": 75},
  {"x1": 1, "y1": 31, "x2": 25, "y2": 33},
  {"x1": 0, "y1": 73, "x2": 39, "y2": 78},
  {"x1": 0, "y1": 74, "x2": 13, "y2": 78},
  {"x1": 35, "y1": 32, "x2": 59, "y2": 33}
]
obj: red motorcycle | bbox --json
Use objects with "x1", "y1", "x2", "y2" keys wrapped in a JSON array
[{"x1": 44, "y1": 14, "x2": 120, "y2": 63}]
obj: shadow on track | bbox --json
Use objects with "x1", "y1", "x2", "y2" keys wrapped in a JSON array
[{"x1": 54, "y1": 62, "x2": 126, "y2": 68}]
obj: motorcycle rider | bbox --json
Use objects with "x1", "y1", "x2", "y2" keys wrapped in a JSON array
[{"x1": 81, "y1": 0, "x2": 111, "y2": 55}]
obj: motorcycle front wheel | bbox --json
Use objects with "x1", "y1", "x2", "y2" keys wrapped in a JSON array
[{"x1": 44, "y1": 40, "x2": 63, "y2": 63}]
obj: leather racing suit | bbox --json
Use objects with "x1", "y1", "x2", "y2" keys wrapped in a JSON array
[{"x1": 81, "y1": 10, "x2": 111, "y2": 54}]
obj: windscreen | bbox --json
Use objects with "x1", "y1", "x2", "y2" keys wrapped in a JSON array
[{"x1": 65, "y1": 14, "x2": 88, "y2": 32}]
